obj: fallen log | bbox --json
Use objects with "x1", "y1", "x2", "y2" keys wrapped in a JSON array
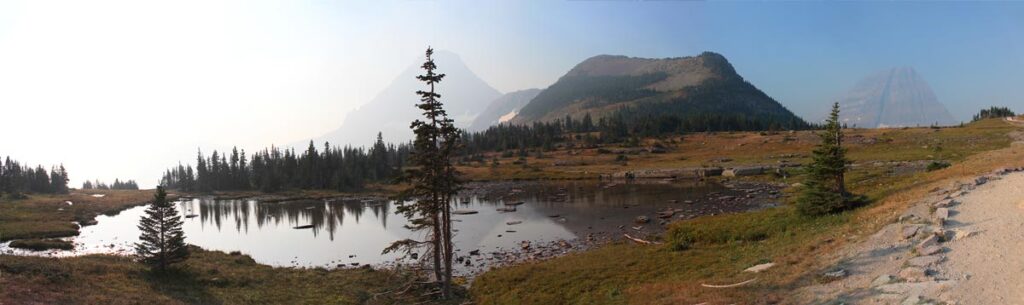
[
  {"x1": 623, "y1": 233, "x2": 661, "y2": 245},
  {"x1": 700, "y1": 278, "x2": 757, "y2": 288}
]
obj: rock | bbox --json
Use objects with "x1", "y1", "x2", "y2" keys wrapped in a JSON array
[
  {"x1": 506, "y1": 220, "x2": 523, "y2": 225},
  {"x1": 453, "y1": 210, "x2": 479, "y2": 215},
  {"x1": 723, "y1": 166, "x2": 765, "y2": 177},
  {"x1": 902, "y1": 295, "x2": 924, "y2": 305},
  {"x1": 469, "y1": 249, "x2": 480, "y2": 256},
  {"x1": 933, "y1": 199, "x2": 955, "y2": 208},
  {"x1": 934, "y1": 208, "x2": 950, "y2": 223},
  {"x1": 899, "y1": 267, "x2": 929, "y2": 282},
  {"x1": 975, "y1": 176, "x2": 989, "y2": 186},
  {"x1": 906, "y1": 255, "x2": 943, "y2": 267},
  {"x1": 917, "y1": 234, "x2": 940, "y2": 250},
  {"x1": 634, "y1": 216, "x2": 651, "y2": 224},
  {"x1": 822, "y1": 269, "x2": 848, "y2": 280},
  {"x1": 918, "y1": 245, "x2": 943, "y2": 256},
  {"x1": 520, "y1": 241, "x2": 531, "y2": 250},
  {"x1": 902, "y1": 225, "x2": 921, "y2": 240},
  {"x1": 872, "y1": 274, "x2": 896, "y2": 286},
  {"x1": 743, "y1": 262, "x2": 775, "y2": 273},
  {"x1": 953, "y1": 229, "x2": 978, "y2": 241}
]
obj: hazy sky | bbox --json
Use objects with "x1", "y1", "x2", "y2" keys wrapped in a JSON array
[{"x1": 2, "y1": 1, "x2": 1024, "y2": 188}]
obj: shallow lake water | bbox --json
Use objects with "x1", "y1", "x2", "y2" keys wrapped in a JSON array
[{"x1": 1, "y1": 180, "x2": 773, "y2": 274}]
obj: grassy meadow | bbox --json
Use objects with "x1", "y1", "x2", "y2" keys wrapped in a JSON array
[
  {"x1": 1, "y1": 119, "x2": 1020, "y2": 304},
  {"x1": 469, "y1": 118, "x2": 1024, "y2": 304}
]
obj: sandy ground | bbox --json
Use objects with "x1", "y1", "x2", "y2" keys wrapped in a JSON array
[{"x1": 795, "y1": 170, "x2": 1024, "y2": 304}]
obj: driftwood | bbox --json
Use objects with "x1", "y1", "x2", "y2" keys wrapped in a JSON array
[
  {"x1": 700, "y1": 278, "x2": 757, "y2": 288},
  {"x1": 623, "y1": 234, "x2": 661, "y2": 245}
]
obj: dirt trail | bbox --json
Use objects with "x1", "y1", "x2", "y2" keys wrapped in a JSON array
[
  {"x1": 795, "y1": 169, "x2": 1024, "y2": 304},
  {"x1": 940, "y1": 172, "x2": 1024, "y2": 303}
]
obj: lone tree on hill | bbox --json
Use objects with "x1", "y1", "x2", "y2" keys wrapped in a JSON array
[
  {"x1": 384, "y1": 47, "x2": 462, "y2": 299},
  {"x1": 797, "y1": 102, "x2": 851, "y2": 216},
  {"x1": 135, "y1": 186, "x2": 189, "y2": 271}
]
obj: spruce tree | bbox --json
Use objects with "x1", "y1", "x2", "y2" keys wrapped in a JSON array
[
  {"x1": 385, "y1": 47, "x2": 462, "y2": 299},
  {"x1": 135, "y1": 186, "x2": 189, "y2": 271},
  {"x1": 797, "y1": 102, "x2": 850, "y2": 216}
]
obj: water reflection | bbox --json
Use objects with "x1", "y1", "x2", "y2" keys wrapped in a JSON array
[{"x1": 5, "y1": 180, "x2": 761, "y2": 273}]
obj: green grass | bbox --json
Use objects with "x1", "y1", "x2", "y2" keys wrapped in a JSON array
[
  {"x1": 8, "y1": 238, "x2": 74, "y2": 251},
  {"x1": 1, "y1": 247, "x2": 459, "y2": 305}
]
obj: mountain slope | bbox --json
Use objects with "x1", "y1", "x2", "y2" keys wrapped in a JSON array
[
  {"x1": 468, "y1": 88, "x2": 541, "y2": 131},
  {"x1": 836, "y1": 67, "x2": 957, "y2": 128},
  {"x1": 316, "y1": 51, "x2": 501, "y2": 146},
  {"x1": 510, "y1": 52, "x2": 807, "y2": 129}
]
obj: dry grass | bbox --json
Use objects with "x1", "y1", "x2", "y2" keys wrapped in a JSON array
[
  {"x1": 0, "y1": 189, "x2": 159, "y2": 241},
  {"x1": 0, "y1": 247, "x2": 454, "y2": 305},
  {"x1": 470, "y1": 119, "x2": 1023, "y2": 304}
]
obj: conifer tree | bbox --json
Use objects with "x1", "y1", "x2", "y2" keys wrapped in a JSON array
[
  {"x1": 797, "y1": 102, "x2": 850, "y2": 216},
  {"x1": 385, "y1": 47, "x2": 462, "y2": 299},
  {"x1": 135, "y1": 186, "x2": 189, "y2": 271}
]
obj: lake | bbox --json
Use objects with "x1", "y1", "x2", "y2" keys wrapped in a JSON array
[{"x1": 1, "y1": 180, "x2": 779, "y2": 275}]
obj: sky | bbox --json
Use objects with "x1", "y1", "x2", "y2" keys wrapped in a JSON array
[{"x1": 2, "y1": 1, "x2": 1024, "y2": 188}]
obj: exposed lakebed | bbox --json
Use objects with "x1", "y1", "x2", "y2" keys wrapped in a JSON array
[{"x1": 1, "y1": 180, "x2": 782, "y2": 275}]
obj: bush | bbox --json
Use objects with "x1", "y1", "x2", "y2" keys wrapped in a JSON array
[{"x1": 927, "y1": 161, "x2": 951, "y2": 171}]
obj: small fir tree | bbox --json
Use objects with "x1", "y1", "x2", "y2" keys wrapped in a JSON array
[
  {"x1": 135, "y1": 186, "x2": 189, "y2": 271},
  {"x1": 797, "y1": 102, "x2": 851, "y2": 216}
]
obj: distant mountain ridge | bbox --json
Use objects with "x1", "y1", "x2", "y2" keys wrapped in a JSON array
[
  {"x1": 468, "y1": 88, "x2": 541, "y2": 131},
  {"x1": 509, "y1": 52, "x2": 807, "y2": 129},
  {"x1": 314, "y1": 51, "x2": 501, "y2": 146},
  {"x1": 835, "y1": 67, "x2": 957, "y2": 128}
]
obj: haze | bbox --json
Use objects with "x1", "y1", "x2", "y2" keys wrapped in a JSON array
[{"x1": 2, "y1": 0, "x2": 1024, "y2": 188}]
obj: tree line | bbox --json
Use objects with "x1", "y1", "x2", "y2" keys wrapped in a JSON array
[
  {"x1": 973, "y1": 106, "x2": 1016, "y2": 122},
  {"x1": 0, "y1": 156, "x2": 69, "y2": 198},
  {"x1": 461, "y1": 109, "x2": 815, "y2": 154},
  {"x1": 160, "y1": 134, "x2": 409, "y2": 193},
  {"x1": 82, "y1": 179, "x2": 139, "y2": 190}
]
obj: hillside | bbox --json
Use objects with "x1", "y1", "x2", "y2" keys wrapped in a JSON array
[
  {"x1": 836, "y1": 67, "x2": 957, "y2": 128},
  {"x1": 509, "y1": 52, "x2": 808, "y2": 130},
  {"x1": 468, "y1": 88, "x2": 542, "y2": 131}
]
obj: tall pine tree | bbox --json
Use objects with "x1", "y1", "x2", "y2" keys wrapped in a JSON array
[
  {"x1": 797, "y1": 102, "x2": 850, "y2": 216},
  {"x1": 385, "y1": 47, "x2": 462, "y2": 299},
  {"x1": 135, "y1": 186, "x2": 189, "y2": 271}
]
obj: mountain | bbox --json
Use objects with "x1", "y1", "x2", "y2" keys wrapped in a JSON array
[
  {"x1": 316, "y1": 51, "x2": 501, "y2": 146},
  {"x1": 835, "y1": 67, "x2": 957, "y2": 128},
  {"x1": 509, "y1": 52, "x2": 807, "y2": 129},
  {"x1": 468, "y1": 88, "x2": 542, "y2": 131}
]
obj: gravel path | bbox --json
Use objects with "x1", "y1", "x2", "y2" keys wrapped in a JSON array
[
  {"x1": 941, "y1": 172, "x2": 1024, "y2": 304},
  {"x1": 794, "y1": 169, "x2": 1024, "y2": 304}
]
